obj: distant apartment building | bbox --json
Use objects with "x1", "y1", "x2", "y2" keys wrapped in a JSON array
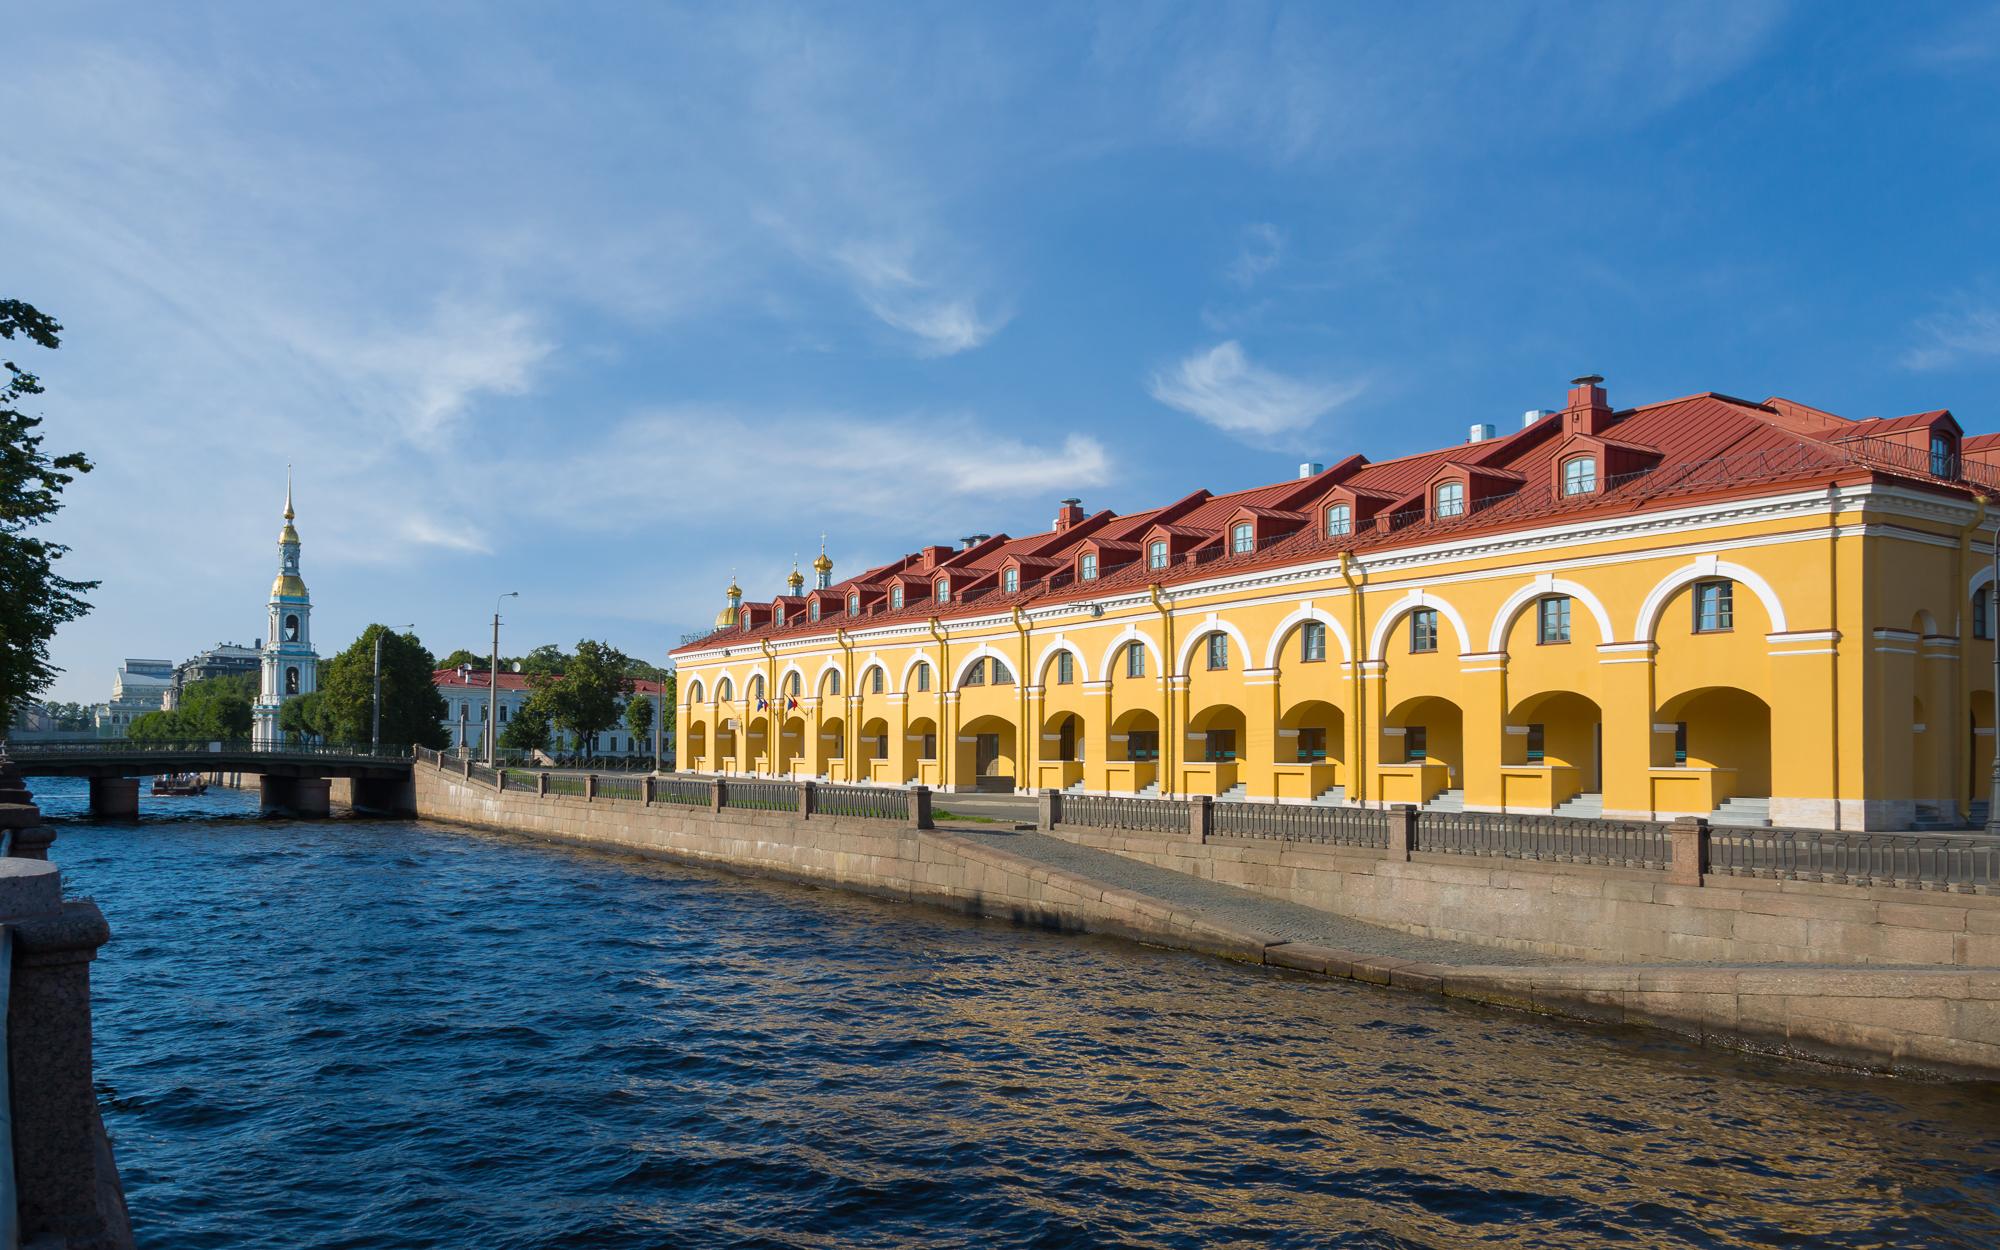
[
  {"x1": 167, "y1": 642, "x2": 262, "y2": 708},
  {"x1": 434, "y1": 666, "x2": 668, "y2": 758},
  {"x1": 95, "y1": 659, "x2": 174, "y2": 737}
]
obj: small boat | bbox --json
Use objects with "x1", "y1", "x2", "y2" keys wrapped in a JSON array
[{"x1": 151, "y1": 773, "x2": 208, "y2": 796}]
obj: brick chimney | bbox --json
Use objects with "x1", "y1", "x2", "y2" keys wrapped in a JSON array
[
  {"x1": 1054, "y1": 498, "x2": 1084, "y2": 532},
  {"x1": 919, "y1": 544, "x2": 953, "y2": 569},
  {"x1": 1565, "y1": 374, "x2": 1612, "y2": 437}
]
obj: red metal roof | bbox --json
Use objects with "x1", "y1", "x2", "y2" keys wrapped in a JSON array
[{"x1": 675, "y1": 387, "x2": 1980, "y2": 656}]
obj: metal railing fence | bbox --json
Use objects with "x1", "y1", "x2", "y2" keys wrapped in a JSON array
[
  {"x1": 653, "y1": 777, "x2": 713, "y2": 806},
  {"x1": 595, "y1": 775, "x2": 644, "y2": 802},
  {"x1": 1414, "y1": 810, "x2": 1669, "y2": 870},
  {"x1": 1710, "y1": 827, "x2": 2000, "y2": 892},
  {"x1": 1212, "y1": 801, "x2": 1389, "y2": 848},
  {"x1": 1060, "y1": 793, "x2": 1192, "y2": 834},
  {"x1": 722, "y1": 780, "x2": 797, "y2": 812},
  {"x1": 815, "y1": 784, "x2": 909, "y2": 822}
]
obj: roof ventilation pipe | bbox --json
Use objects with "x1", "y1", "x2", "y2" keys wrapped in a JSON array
[
  {"x1": 1467, "y1": 422, "x2": 1496, "y2": 443},
  {"x1": 1523, "y1": 409, "x2": 1554, "y2": 427},
  {"x1": 1298, "y1": 462, "x2": 1323, "y2": 479}
]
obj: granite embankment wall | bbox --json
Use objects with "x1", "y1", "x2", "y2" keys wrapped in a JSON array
[
  {"x1": 412, "y1": 767, "x2": 1273, "y2": 960},
  {"x1": 1048, "y1": 826, "x2": 2000, "y2": 968},
  {"x1": 413, "y1": 766, "x2": 2000, "y2": 1078}
]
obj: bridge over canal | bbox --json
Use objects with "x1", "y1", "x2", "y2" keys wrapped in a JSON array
[{"x1": 2, "y1": 741, "x2": 415, "y2": 817}]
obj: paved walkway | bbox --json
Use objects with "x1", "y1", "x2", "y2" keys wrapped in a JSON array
[{"x1": 935, "y1": 818, "x2": 1554, "y2": 967}]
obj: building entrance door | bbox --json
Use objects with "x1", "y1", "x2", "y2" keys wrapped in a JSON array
[{"x1": 975, "y1": 733, "x2": 1000, "y2": 776}]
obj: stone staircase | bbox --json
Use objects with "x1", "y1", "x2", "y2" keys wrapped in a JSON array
[
  {"x1": 1709, "y1": 796, "x2": 1772, "y2": 828},
  {"x1": 1219, "y1": 781, "x2": 1248, "y2": 801},
  {"x1": 1424, "y1": 788, "x2": 1465, "y2": 813},
  {"x1": 1136, "y1": 780, "x2": 1160, "y2": 797},
  {"x1": 1312, "y1": 783, "x2": 1348, "y2": 806},
  {"x1": 1554, "y1": 792, "x2": 1603, "y2": 819}
]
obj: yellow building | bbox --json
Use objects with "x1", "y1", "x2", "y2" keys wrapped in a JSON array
[{"x1": 672, "y1": 378, "x2": 2000, "y2": 831}]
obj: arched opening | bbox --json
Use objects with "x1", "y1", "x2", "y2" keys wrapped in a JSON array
[
  {"x1": 686, "y1": 720, "x2": 708, "y2": 769},
  {"x1": 814, "y1": 716, "x2": 845, "y2": 780},
  {"x1": 906, "y1": 715, "x2": 939, "y2": 785},
  {"x1": 1911, "y1": 695, "x2": 1943, "y2": 810},
  {"x1": 746, "y1": 716, "x2": 769, "y2": 773},
  {"x1": 1505, "y1": 690, "x2": 1602, "y2": 810},
  {"x1": 956, "y1": 714, "x2": 1017, "y2": 793},
  {"x1": 1107, "y1": 708, "x2": 1160, "y2": 795},
  {"x1": 860, "y1": 716, "x2": 890, "y2": 781},
  {"x1": 714, "y1": 718, "x2": 738, "y2": 770},
  {"x1": 1653, "y1": 686, "x2": 1771, "y2": 820},
  {"x1": 779, "y1": 715, "x2": 806, "y2": 775},
  {"x1": 1275, "y1": 698, "x2": 1345, "y2": 802},
  {"x1": 1381, "y1": 695, "x2": 1463, "y2": 806},
  {"x1": 1184, "y1": 703, "x2": 1247, "y2": 797},
  {"x1": 1037, "y1": 710, "x2": 1086, "y2": 792}
]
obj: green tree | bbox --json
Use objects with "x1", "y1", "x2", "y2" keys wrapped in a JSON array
[
  {"x1": 315, "y1": 625, "x2": 450, "y2": 748},
  {"x1": 517, "y1": 643, "x2": 569, "y2": 677},
  {"x1": 528, "y1": 639, "x2": 632, "y2": 754},
  {"x1": 0, "y1": 299, "x2": 96, "y2": 719},
  {"x1": 127, "y1": 710, "x2": 184, "y2": 742},
  {"x1": 497, "y1": 700, "x2": 551, "y2": 754},
  {"x1": 279, "y1": 690, "x2": 331, "y2": 743},
  {"x1": 438, "y1": 649, "x2": 489, "y2": 672},
  {"x1": 623, "y1": 692, "x2": 656, "y2": 753},
  {"x1": 175, "y1": 674, "x2": 256, "y2": 740}
]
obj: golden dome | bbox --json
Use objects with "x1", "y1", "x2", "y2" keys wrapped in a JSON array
[
  {"x1": 811, "y1": 550, "x2": 833, "y2": 574},
  {"x1": 280, "y1": 523, "x2": 300, "y2": 545},
  {"x1": 715, "y1": 574, "x2": 743, "y2": 629},
  {"x1": 713, "y1": 603, "x2": 740, "y2": 629},
  {"x1": 786, "y1": 563, "x2": 805, "y2": 592},
  {"x1": 271, "y1": 573, "x2": 308, "y2": 599}
]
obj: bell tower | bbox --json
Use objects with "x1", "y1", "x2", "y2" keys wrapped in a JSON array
[{"x1": 253, "y1": 470, "x2": 321, "y2": 746}]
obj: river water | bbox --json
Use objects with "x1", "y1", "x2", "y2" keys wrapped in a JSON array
[{"x1": 27, "y1": 777, "x2": 2000, "y2": 1249}]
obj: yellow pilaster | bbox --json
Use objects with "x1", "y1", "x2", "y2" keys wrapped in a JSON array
[
  {"x1": 1598, "y1": 643, "x2": 1655, "y2": 818},
  {"x1": 1458, "y1": 653, "x2": 1508, "y2": 810}
]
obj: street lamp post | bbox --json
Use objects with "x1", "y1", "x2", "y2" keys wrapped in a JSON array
[
  {"x1": 371, "y1": 623, "x2": 416, "y2": 753},
  {"x1": 490, "y1": 592, "x2": 519, "y2": 767}
]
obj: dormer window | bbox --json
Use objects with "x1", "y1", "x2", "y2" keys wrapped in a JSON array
[
  {"x1": 1932, "y1": 433, "x2": 1958, "y2": 478},
  {"x1": 1562, "y1": 456, "x2": 1596, "y2": 496},
  {"x1": 1003, "y1": 567, "x2": 1018, "y2": 593},
  {"x1": 808, "y1": 600, "x2": 820, "y2": 622},
  {"x1": 1231, "y1": 522, "x2": 1254, "y2": 554},
  {"x1": 1080, "y1": 553, "x2": 1098, "y2": 581},
  {"x1": 847, "y1": 592, "x2": 860, "y2": 617},
  {"x1": 741, "y1": 616, "x2": 751, "y2": 633},
  {"x1": 1148, "y1": 539, "x2": 1167, "y2": 571},
  {"x1": 774, "y1": 607, "x2": 785, "y2": 626},
  {"x1": 891, "y1": 584, "x2": 904, "y2": 610},
  {"x1": 1434, "y1": 482, "x2": 1464, "y2": 518},
  {"x1": 935, "y1": 578, "x2": 950, "y2": 604},
  {"x1": 1326, "y1": 504, "x2": 1350, "y2": 537}
]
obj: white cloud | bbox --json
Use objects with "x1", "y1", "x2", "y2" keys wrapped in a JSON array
[
  {"x1": 1226, "y1": 223, "x2": 1285, "y2": 287},
  {"x1": 1147, "y1": 341, "x2": 1364, "y2": 442},
  {"x1": 1903, "y1": 304, "x2": 2000, "y2": 371},
  {"x1": 832, "y1": 240, "x2": 1011, "y2": 356}
]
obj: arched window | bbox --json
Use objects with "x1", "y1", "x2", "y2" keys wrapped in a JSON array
[
  {"x1": 991, "y1": 659, "x2": 1013, "y2": 685},
  {"x1": 1537, "y1": 595, "x2": 1571, "y2": 644},
  {"x1": 809, "y1": 600, "x2": 820, "y2": 622},
  {"x1": 1080, "y1": 553, "x2": 1098, "y2": 581},
  {"x1": 784, "y1": 671, "x2": 801, "y2": 697},
  {"x1": 774, "y1": 607, "x2": 785, "y2": 626},
  {"x1": 718, "y1": 677, "x2": 734, "y2": 702},
  {"x1": 1434, "y1": 481, "x2": 1464, "y2": 518},
  {"x1": 827, "y1": 670, "x2": 842, "y2": 696},
  {"x1": 285, "y1": 666, "x2": 300, "y2": 694},
  {"x1": 935, "y1": 578, "x2": 951, "y2": 604},
  {"x1": 1125, "y1": 642, "x2": 1146, "y2": 678},
  {"x1": 870, "y1": 667, "x2": 884, "y2": 694},
  {"x1": 742, "y1": 616, "x2": 752, "y2": 632},
  {"x1": 1410, "y1": 609, "x2": 1439, "y2": 652},
  {"x1": 962, "y1": 660, "x2": 985, "y2": 687},
  {"x1": 750, "y1": 675, "x2": 765, "y2": 701},
  {"x1": 891, "y1": 584, "x2": 904, "y2": 610},
  {"x1": 1300, "y1": 622, "x2": 1326, "y2": 663},
  {"x1": 1562, "y1": 456, "x2": 1596, "y2": 495},
  {"x1": 283, "y1": 613, "x2": 300, "y2": 642},
  {"x1": 1326, "y1": 504, "x2": 1350, "y2": 537},
  {"x1": 1231, "y1": 522, "x2": 1254, "y2": 554},
  {"x1": 848, "y1": 592, "x2": 860, "y2": 617},
  {"x1": 1003, "y1": 567, "x2": 1019, "y2": 593},
  {"x1": 689, "y1": 679, "x2": 704, "y2": 704},
  {"x1": 1148, "y1": 539, "x2": 1168, "y2": 571},
  {"x1": 914, "y1": 662, "x2": 931, "y2": 692},
  {"x1": 1056, "y1": 651, "x2": 1074, "y2": 684},
  {"x1": 1204, "y1": 633, "x2": 1229, "y2": 670}
]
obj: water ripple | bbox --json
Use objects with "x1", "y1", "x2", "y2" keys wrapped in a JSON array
[{"x1": 24, "y1": 776, "x2": 2000, "y2": 1249}]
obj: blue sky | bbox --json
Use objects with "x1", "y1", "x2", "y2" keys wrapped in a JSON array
[{"x1": 9, "y1": 2, "x2": 2000, "y2": 701}]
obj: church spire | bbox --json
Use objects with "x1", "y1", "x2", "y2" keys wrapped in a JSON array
[{"x1": 812, "y1": 534, "x2": 834, "y2": 590}]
